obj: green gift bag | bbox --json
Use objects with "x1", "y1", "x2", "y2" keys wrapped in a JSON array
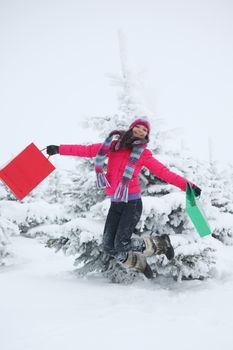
[{"x1": 186, "y1": 183, "x2": 211, "y2": 237}]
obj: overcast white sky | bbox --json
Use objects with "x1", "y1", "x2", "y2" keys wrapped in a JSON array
[{"x1": 0, "y1": 0, "x2": 233, "y2": 168}]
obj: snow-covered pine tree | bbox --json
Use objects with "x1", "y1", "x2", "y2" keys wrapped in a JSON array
[
  {"x1": 0, "y1": 180, "x2": 17, "y2": 201},
  {"x1": 77, "y1": 120, "x2": 218, "y2": 282},
  {"x1": 205, "y1": 160, "x2": 228, "y2": 210},
  {"x1": 224, "y1": 163, "x2": 233, "y2": 213},
  {"x1": 0, "y1": 209, "x2": 20, "y2": 265},
  {"x1": 46, "y1": 32, "x2": 224, "y2": 283},
  {"x1": 0, "y1": 220, "x2": 11, "y2": 266},
  {"x1": 209, "y1": 162, "x2": 233, "y2": 245},
  {"x1": 47, "y1": 110, "x2": 218, "y2": 283},
  {"x1": 0, "y1": 181, "x2": 8, "y2": 200}
]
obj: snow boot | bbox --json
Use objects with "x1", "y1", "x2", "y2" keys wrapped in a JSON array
[
  {"x1": 143, "y1": 234, "x2": 175, "y2": 260},
  {"x1": 121, "y1": 251, "x2": 154, "y2": 279}
]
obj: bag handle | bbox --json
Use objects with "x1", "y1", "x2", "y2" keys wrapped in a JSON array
[{"x1": 40, "y1": 147, "x2": 51, "y2": 160}]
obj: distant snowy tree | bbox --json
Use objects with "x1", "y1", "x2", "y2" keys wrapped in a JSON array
[
  {"x1": 0, "y1": 224, "x2": 11, "y2": 265},
  {"x1": 0, "y1": 212, "x2": 19, "y2": 265},
  {"x1": 0, "y1": 180, "x2": 17, "y2": 201},
  {"x1": 0, "y1": 182, "x2": 8, "y2": 200},
  {"x1": 212, "y1": 212, "x2": 233, "y2": 246},
  {"x1": 205, "y1": 161, "x2": 227, "y2": 210},
  {"x1": 208, "y1": 162, "x2": 233, "y2": 245},
  {"x1": 219, "y1": 163, "x2": 233, "y2": 214}
]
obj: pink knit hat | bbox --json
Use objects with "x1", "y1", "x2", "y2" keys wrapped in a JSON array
[{"x1": 129, "y1": 118, "x2": 151, "y2": 135}]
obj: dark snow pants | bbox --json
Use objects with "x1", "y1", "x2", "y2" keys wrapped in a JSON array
[{"x1": 102, "y1": 199, "x2": 143, "y2": 261}]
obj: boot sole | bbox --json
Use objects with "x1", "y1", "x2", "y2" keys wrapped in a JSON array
[
  {"x1": 143, "y1": 263, "x2": 154, "y2": 279},
  {"x1": 161, "y1": 234, "x2": 175, "y2": 260}
]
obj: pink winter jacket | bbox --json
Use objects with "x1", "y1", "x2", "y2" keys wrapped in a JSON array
[{"x1": 59, "y1": 143, "x2": 191, "y2": 196}]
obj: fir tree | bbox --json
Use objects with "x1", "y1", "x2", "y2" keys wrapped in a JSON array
[
  {"x1": 45, "y1": 34, "x2": 222, "y2": 283},
  {"x1": 0, "y1": 210, "x2": 19, "y2": 266},
  {"x1": 0, "y1": 35, "x2": 230, "y2": 283},
  {"x1": 209, "y1": 162, "x2": 233, "y2": 245}
]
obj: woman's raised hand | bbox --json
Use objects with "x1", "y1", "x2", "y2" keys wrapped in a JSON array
[{"x1": 46, "y1": 145, "x2": 59, "y2": 156}]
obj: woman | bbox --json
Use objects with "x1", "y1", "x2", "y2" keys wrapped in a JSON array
[{"x1": 47, "y1": 118, "x2": 201, "y2": 279}]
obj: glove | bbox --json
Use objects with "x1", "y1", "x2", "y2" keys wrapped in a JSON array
[
  {"x1": 192, "y1": 184, "x2": 202, "y2": 197},
  {"x1": 46, "y1": 145, "x2": 59, "y2": 156}
]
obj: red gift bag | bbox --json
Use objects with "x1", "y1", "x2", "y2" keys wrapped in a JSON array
[{"x1": 0, "y1": 143, "x2": 55, "y2": 200}]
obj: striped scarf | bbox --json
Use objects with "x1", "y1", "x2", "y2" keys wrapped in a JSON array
[{"x1": 95, "y1": 132, "x2": 146, "y2": 202}]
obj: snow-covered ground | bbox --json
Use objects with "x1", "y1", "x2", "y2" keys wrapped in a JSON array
[{"x1": 1, "y1": 236, "x2": 233, "y2": 350}]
